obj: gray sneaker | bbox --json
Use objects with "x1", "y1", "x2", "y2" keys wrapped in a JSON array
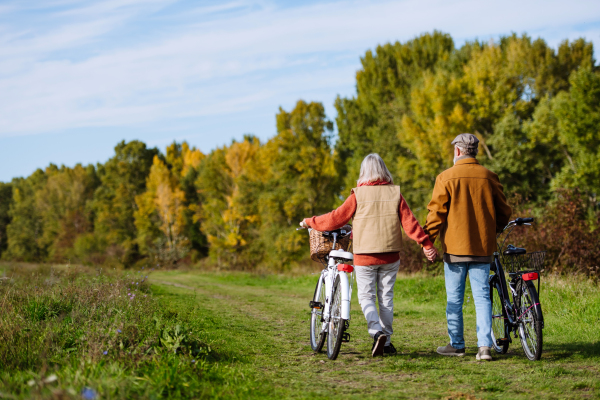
[
  {"x1": 476, "y1": 346, "x2": 492, "y2": 361},
  {"x1": 436, "y1": 343, "x2": 465, "y2": 357}
]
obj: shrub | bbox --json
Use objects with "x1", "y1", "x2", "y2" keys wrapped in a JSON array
[{"x1": 507, "y1": 190, "x2": 600, "y2": 276}]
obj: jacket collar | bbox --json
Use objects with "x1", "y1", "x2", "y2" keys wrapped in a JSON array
[
  {"x1": 357, "y1": 180, "x2": 391, "y2": 187},
  {"x1": 454, "y1": 157, "x2": 479, "y2": 166}
]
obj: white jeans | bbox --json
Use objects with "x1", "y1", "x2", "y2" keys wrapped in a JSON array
[{"x1": 355, "y1": 260, "x2": 400, "y2": 345}]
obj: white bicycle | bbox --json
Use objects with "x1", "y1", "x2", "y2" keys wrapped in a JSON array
[{"x1": 299, "y1": 226, "x2": 354, "y2": 360}]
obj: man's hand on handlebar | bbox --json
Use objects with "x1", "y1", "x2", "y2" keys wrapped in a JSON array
[{"x1": 299, "y1": 220, "x2": 308, "y2": 229}]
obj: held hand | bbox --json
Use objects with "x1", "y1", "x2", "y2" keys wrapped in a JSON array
[
  {"x1": 299, "y1": 220, "x2": 308, "y2": 229},
  {"x1": 423, "y1": 247, "x2": 437, "y2": 262}
]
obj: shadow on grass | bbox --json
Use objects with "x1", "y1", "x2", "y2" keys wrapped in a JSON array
[{"x1": 543, "y1": 341, "x2": 600, "y2": 361}]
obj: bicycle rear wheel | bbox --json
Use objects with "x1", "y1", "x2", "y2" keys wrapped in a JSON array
[
  {"x1": 326, "y1": 275, "x2": 345, "y2": 360},
  {"x1": 489, "y1": 275, "x2": 509, "y2": 354},
  {"x1": 516, "y1": 279, "x2": 543, "y2": 361},
  {"x1": 310, "y1": 274, "x2": 327, "y2": 352}
]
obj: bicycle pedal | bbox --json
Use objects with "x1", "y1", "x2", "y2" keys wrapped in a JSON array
[
  {"x1": 342, "y1": 332, "x2": 351, "y2": 343},
  {"x1": 496, "y1": 338, "x2": 509, "y2": 346},
  {"x1": 309, "y1": 301, "x2": 323, "y2": 309}
]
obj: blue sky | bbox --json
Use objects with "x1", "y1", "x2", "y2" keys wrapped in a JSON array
[{"x1": 1, "y1": 0, "x2": 600, "y2": 182}]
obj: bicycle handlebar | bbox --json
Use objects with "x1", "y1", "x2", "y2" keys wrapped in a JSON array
[
  {"x1": 514, "y1": 217, "x2": 534, "y2": 225},
  {"x1": 497, "y1": 216, "x2": 535, "y2": 254}
]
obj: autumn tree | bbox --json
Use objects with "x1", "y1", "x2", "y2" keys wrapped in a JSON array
[{"x1": 195, "y1": 136, "x2": 263, "y2": 267}]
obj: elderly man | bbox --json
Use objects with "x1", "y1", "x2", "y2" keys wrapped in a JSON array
[{"x1": 424, "y1": 133, "x2": 512, "y2": 361}]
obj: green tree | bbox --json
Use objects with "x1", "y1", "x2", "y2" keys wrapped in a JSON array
[
  {"x1": 552, "y1": 67, "x2": 600, "y2": 198},
  {"x1": 36, "y1": 164, "x2": 98, "y2": 261},
  {"x1": 4, "y1": 170, "x2": 47, "y2": 261},
  {"x1": 258, "y1": 100, "x2": 337, "y2": 267},
  {"x1": 0, "y1": 182, "x2": 12, "y2": 257},
  {"x1": 92, "y1": 140, "x2": 160, "y2": 266},
  {"x1": 335, "y1": 31, "x2": 457, "y2": 201}
]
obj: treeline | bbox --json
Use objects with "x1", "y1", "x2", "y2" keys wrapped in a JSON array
[{"x1": 1, "y1": 32, "x2": 599, "y2": 272}]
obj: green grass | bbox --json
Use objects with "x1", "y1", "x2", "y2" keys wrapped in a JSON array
[{"x1": 1, "y1": 264, "x2": 600, "y2": 399}]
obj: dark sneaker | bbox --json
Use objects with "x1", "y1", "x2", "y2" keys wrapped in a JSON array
[
  {"x1": 436, "y1": 343, "x2": 465, "y2": 357},
  {"x1": 476, "y1": 346, "x2": 492, "y2": 361},
  {"x1": 384, "y1": 343, "x2": 397, "y2": 355},
  {"x1": 371, "y1": 331, "x2": 386, "y2": 357}
]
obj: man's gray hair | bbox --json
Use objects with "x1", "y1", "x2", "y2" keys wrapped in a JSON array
[
  {"x1": 357, "y1": 153, "x2": 393, "y2": 185},
  {"x1": 456, "y1": 145, "x2": 479, "y2": 157}
]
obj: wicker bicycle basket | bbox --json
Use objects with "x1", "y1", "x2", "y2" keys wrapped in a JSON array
[
  {"x1": 309, "y1": 225, "x2": 352, "y2": 264},
  {"x1": 501, "y1": 251, "x2": 546, "y2": 274}
]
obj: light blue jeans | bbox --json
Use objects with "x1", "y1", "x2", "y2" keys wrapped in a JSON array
[{"x1": 444, "y1": 262, "x2": 493, "y2": 349}]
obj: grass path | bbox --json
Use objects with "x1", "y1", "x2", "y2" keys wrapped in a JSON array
[{"x1": 150, "y1": 270, "x2": 600, "y2": 399}]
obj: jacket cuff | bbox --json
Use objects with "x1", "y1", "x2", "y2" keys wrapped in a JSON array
[{"x1": 421, "y1": 238, "x2": 434, "y2": 249}]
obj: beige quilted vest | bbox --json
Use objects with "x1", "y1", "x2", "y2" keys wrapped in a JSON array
[{"x1": 352, "y1": 185, "x2": 402, "y2": 254}]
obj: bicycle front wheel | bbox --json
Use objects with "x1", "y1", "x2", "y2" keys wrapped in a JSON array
[
  {"x1": 310, "y1": 273, "x2": 327, "y2": 352},
  {"x1": 517, "y1": 279, "x2": 543, "y2": 361},
  {"x1": 489, "y1": 275, "x2": 509, "y2": 354},
  {"x1": 326, "y1": 275, "x2": 345, "y2": 360}
]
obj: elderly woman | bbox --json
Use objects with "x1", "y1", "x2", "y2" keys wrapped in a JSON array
[{"x1": 301, "y1": 154, "x2": 436, "y2": 357}]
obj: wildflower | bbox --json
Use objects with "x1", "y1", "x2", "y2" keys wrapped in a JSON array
[
  {"x1": 81, "y1": 387, "x2": 98, "y2": 400},
  {"x1": 117, "y1": 329, "x2": 122, "y2": 333},
  {"x1": 128, "y1": 293, "x2": 131, "y2": 296},
  {"x1": 136, "y1": 282, "x2": 139, "y2": 285},
  {"x1": 191, "y1": 359, "x2": 196, "y2": 363},
  {"x1": 103, "y1": 351, "x2": 108, "y2": 355},
  {"x1": 144, "y1": 295, "x2": 147, "y2": 297}
]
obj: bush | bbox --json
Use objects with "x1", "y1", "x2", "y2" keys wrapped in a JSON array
[{"x1": 507, "y1": 190, "x2": 600, "y2": 276}]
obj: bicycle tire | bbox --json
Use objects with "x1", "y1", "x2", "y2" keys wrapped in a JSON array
[
  {"x1": 326, "y1": 275, "x2": 345, "y2": 360},
  {"x1": 310, "y1": 274, "x2": 327, "y2": 352},
  {"x1": 489, "y1": 274, "x2": 509, "y2": 354},
  {"x1": 516, "y1": 279, "x2": 543, "y2": 361}
]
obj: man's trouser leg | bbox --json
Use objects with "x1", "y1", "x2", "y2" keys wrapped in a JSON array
[
  {"x1": 355, "y1": 260, "x2": 400, "y2": 343},
  {"x1": 467, "y1": 263, "x2": 493, "y2": 348},
  {"x1": 444, "y1": 262, "x2": 468, "y2": 349}
]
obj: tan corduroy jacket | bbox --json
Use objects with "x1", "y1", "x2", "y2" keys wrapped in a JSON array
[
  {"x1": 424, "y1": 158, "x2": 512, "y2": 257},
  {"x1": 352, "y1": 185, "x2": 402, "y2": 254}
]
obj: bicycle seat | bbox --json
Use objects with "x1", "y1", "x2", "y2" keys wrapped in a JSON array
[
  {"x1": 504, "y1": 244, "x2": 526, "y2": 255},
  {"x1": 329, "y1": 249, "x2": 353, "y2": 262}
]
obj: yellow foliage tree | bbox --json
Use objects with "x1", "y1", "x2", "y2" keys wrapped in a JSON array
[{"x1": 135, "y1": 155, "x2": 189, "y2": 263}]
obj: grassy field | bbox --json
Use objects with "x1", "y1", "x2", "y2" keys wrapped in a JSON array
[{"x1": 1, "y1": 264, "x2": 600, "y2": 399}]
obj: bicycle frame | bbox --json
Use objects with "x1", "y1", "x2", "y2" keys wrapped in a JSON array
[
  {"x1": 318, "y1": 253, "x2": 353, "y2": 322},
  {"x1": 492, "y1": 220, "x2": 545, "y2": 339},
  {"x1": 310, "y1": 230, "x2": 354, "y2": 337}
]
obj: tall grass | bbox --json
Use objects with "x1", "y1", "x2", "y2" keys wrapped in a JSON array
[{"x1": 0, "y1": 264, "x2": 254, "y2": 399}]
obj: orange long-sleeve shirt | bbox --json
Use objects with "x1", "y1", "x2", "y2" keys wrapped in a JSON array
[{"x1": 304, "y1": 187, "x2": 433, "y2": 266}]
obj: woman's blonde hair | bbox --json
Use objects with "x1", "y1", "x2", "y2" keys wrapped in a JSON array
[{"x1": 357, "y1": 153, "x2": 393, "y2": 185}]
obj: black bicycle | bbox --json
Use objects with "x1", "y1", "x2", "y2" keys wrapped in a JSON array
[{"x1": 489, "y1": 217, "x2": 546, "y2": 361}]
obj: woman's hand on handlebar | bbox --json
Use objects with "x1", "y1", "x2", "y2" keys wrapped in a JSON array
[{"x1": 299, "y1": 220, "x2": 309, "y2": 229}]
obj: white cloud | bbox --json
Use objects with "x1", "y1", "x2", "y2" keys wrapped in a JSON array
[{"x1": 0, "y1": 0, "x2": 599, "y2": 138}]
